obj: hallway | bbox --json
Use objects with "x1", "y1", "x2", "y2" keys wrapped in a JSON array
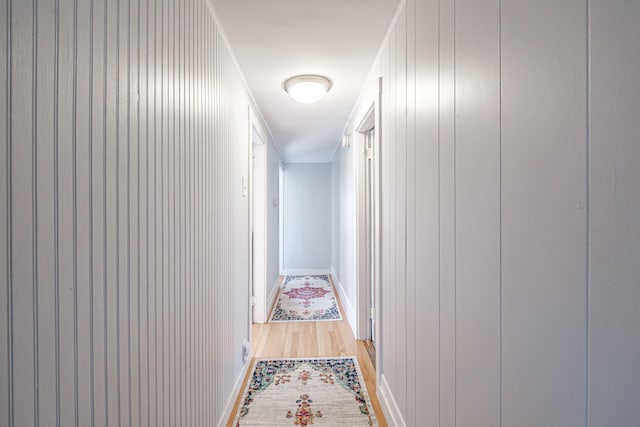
[
  {"x1": 1, "y1": 0, "x2": 639, "y2": 426},
  {"x1": 226, "y1": 276, "x2": 386, "y2": 426}
]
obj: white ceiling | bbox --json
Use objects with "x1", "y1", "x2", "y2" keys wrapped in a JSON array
[{"x1": 210, "y1": 0, "x2": 400, "y2": 162}]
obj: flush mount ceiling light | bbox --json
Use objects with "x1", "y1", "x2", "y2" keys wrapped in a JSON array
[{"x1": 283, "y1": 74, "x2": 333, "y2": 104}]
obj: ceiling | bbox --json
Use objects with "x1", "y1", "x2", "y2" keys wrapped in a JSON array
[{"x1": 210, "y1": 0, "x2": 400, "y2": 163}]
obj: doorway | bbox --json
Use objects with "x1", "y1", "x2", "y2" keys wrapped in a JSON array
[
  {"x1": 356, "y1": 83, "x2": 381, "y2": 371},
  {"x1": 250, "y1": 122, "x2": 268, "y2": 324},
  {"x1": 362, "y1": 127, "x2": 376, "y2": 366},
  {"x1": 278, "y1": 164, "x2": 284, "y2": 275},
  {"x1": 364, "y1": 128, "x2": 375, "y2": 345}
]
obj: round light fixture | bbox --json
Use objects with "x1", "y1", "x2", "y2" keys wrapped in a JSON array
[{"x1": 283, "y1": 74, "x2": 332, "y2": 104}]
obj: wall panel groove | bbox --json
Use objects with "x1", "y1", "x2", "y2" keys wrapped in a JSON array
[{"x1": 1, "y1": 1, "x2": 12, "y2": 426}]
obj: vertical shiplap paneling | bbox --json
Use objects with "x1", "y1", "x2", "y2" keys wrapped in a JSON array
[
  {"x1": 75, "y1": 0, "x2": 92, "y2": 423},
  {"x1": 159, "y1": 0, "x2": 168, "y2": 423},
  {"x1": 191, "y1": 0, "x2": 204, "y2": 418},
  {"x1": 438, "y1": 0, "x2": 457, "y2": 424},
  {"x1": 381, "y1": 25, "x2": 396, "y2": 397},
  {"x1": 589, "y1": 1, "x2": 640, "y2": 425},
  {"x1": 194, "y1": 3, "x2": 200, "y2": 420},
  {"x1": 413, "y1": 0, "x2": 440, "y2": 424},
  {"x1": 128, "y1": 0, "x2": 141, "y2": 423},
  {"x1": 454, "y1": 0, "x2": 501, "y2": 425},
  {"x1": 184, "y1": 2, "x2": 193, "y2": 416},
  {"x1": 105, "y1": 0, "x2": 120, "y2": 421},
  {"x1": 393, "y1": 7, "x2": 407, "y2": 416},
  {"x1": 206, "y1": 9, "x2": 215, "y2": 424},
  {"x1": 226, "y1": 26, "x2": 234, "y2": 413},
  {"x1": 350, "y1": 0, "x2": 638, "y2": 425},
  {"x1": 155, "y1": 0, "x2": 163, "y2": 422},
  {"x1": 1, "y1": 0, "x2": 256, "y2": 424},
  {"x1": 147, "y1": 0, "x2": 158, "y2": 423},
  {"x1": 187, "y1": 0, "x2": 195, "y2": 415},
  {"x1": 173, "y1": 0, "x2": 180, "y2": 415},
  {"x1": 91, "y1": 0, "x2": 107, "y2": 423},
  {"x1": 138, "y1": 0, "x2": 150, "y2": 424},
  {"x1": 501, "y1": 1, "x2": 587, "y2": 425},
  {"x1": 11, "y1": 0, "x2": 36, "y2": 424},
  {"x1": 185, "y1": 0, "x2": 193, "y2": 420},
  {"x1": 185, "y1": 0, "x2": 192, "y2": 420},
  {"x1": 35, "y1": 0, "x2": 57, "y2": 424},
  {"x1": 213, "y1": 15, "x2": 220, "y2": 418},
  {"x1": 70, "y1": 0, "x2": 83, "y2": 417},
  {"x1": 166, "y1": 0, "x2": 175, "y2": 424},
  {"x1": 58, "y1": 0, "x2": 78, "y2": 423},
  {"x1": 199, "y1": 4, "x2": 207, "y2": 418},
  {"x1": 0, "y1": 0, "x2": 9, "y2": 421},
  {"x1": 404, "y1": 0, "x2": 417, "y2": 424},
  {"x1": 116, "y1": 0, "x2": 132, "y2": 424}
]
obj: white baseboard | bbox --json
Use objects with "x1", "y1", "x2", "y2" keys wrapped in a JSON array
[
  {"x1": 266, "y1": 277, "x2": 281, "y2": 318},
  {"x1": 378, "y1": 374, "x2": 406, "y2": 427},
  {"x1": 217, "y1": 360, "x2": 250, "y2": 427},
  {"x1": 281, "y1": 268, "x2": 331, "y2": 276},
  {"x1": 330, "y1": 266, "x2": 357, "y2": 337}
]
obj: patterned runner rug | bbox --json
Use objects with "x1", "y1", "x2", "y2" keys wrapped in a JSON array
[
  {"x1": 232, "y1": 357, "x2": 378, "y2": 426},
  {"x1": 268, "y1": 275, "x2": 342, "y2": 322}
]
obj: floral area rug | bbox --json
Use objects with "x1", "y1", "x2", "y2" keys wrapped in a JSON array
[
  {"x1": 232, "y1": 357, "x2": 378, "y2": 426},
  {"x1": 269, "y1": 275, "x2": 342, "y2": 322}
]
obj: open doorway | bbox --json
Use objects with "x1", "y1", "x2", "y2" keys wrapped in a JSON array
[
  {"x1": 356, "y1": 79, "x2": 382, "y2": 370},
  {"x1": 250, "y1": 121, "x2": 268, "y2": 324},
  {"x1": 249, "y1": 110, "x2": 282, "y2": 326},
  {"x1": 278, "y1": 164, "x2": 284, "y2": 275},
  {"x1": 363, "y1": 128, "x2": 375, "y2": 358}
]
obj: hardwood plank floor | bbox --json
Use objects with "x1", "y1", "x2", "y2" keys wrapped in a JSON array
[{"x1": 226, "y1": 276, "x2": 387, "y2": 426}]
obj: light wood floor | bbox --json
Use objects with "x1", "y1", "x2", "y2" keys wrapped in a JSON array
[{"x1": 226, "y1": 277, "x2": 387, "y2": 426}]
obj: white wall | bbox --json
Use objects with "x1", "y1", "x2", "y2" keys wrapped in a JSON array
[
  {"x1": 330, "y1": 143, "x2": 357, "y2": 330},
  {"x1": 588, "y1": 2, "x2": 640, "y2": 425},
  {"x1": 265, "y1": 142, "x2": 281, "y2": 299},
  {"x1": 0, "y1": 0, "x2": 259, "y2": 425},
  {"x1": 282, "y1": 163, "x2": 332, "y2": 273},
  {"x1": 342, "y1": 0, "x2": 640, "y2": 426}
]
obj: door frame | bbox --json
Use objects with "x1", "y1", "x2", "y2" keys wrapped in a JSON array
[
  {"x1": 355, "y1": 78, "x2": 382, "y2": 367},
  {"x1": 248, "y1": 107, "x2": 270, "y2": 330}
]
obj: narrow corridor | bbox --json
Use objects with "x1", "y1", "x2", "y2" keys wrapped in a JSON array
[{"x1": 226, "y1": 276, "x2": 386, "y2": 426}]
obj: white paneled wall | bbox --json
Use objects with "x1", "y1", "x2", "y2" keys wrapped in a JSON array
[
  {"x1": 330, "y1": 142, "x2": 357, "y2": 330},
  {"x1": 501, "y1": 1, "x2": 587, "y2": 425},
  {"x1": 341, "y1": 0, "x2": 640, "y2": 425},
  {"x1": 282, "y1": 163, "x2": 331, "y2": 273},
  {"x1": 0, "y1": 0, "x2": 256, "y2": 425},
  {"x1": 589, "y1": 2, "x2": 640, "y2": 425}
]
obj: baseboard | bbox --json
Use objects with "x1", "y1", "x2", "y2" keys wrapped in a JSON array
[
  {"x1": 281, "y1": 268, "x2": 331, "y2": 276},
  {"x1": 217, "y1": 359, "x2": 251, "y2": 427},
  {"x1": 330, "y1": 266, "x2": 357, "y2": 337},
  {"x1": 378, "y1": 374, "x2": 406, "y2": 427},
  {"x1": 266, "y1": 277, "x2": 280, "y2": 318}
]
